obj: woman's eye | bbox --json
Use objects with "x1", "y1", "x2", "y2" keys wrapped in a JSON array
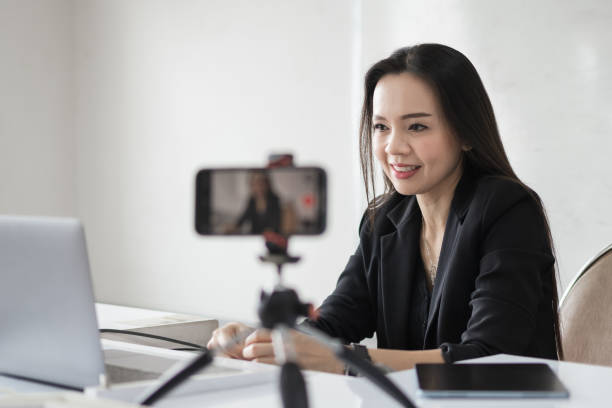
[
  {"x1": 373, "y1": 123, "x2": 388, "y2": 131},
  {"x1": 409, "y1": 123, "x2": 428, "y2": 132}
]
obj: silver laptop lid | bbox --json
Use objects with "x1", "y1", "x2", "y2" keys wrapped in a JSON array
[{"x1": 0, "y1": 216, "x2": 105, "y2": 389}]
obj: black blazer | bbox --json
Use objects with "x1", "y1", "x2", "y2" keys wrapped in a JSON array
[
  {"x1": 236, "y1": 193, "x2": 282, "y2": 234},
  {"x1": 311, "y1": 169, "x2": 558, "y2": 362}
]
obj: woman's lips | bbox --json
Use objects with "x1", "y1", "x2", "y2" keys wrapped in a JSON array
[{"x1": 390, "y1": 164, "x2": 421, "y2": 179}]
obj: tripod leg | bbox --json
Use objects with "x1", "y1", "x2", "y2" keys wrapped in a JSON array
[
  {"x1": 272, "y1": 326, "x2": 309, "y2": 408},
  {"x1": 298, "y1": 325, "x2": 416, "y2": 408},
  {"x1": 280, "y1": 362, "x2": 308, "y2": 408}
]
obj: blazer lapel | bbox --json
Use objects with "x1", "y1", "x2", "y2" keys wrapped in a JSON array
[
  {"x1": 424, "y1": 169, "x2": 476, "y2": 341},
  {"x1": 424, "y1": 211, "x2": 461, "y2": 339},
  {"x1": 379, "y1": 196, "x2": 420, "y2": 348}
]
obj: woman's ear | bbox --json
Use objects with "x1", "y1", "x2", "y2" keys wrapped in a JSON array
[{"x1": 462, "y1": 144, "x2": 473, "y2": 152}]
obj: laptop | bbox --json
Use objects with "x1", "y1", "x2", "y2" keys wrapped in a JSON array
[{"x1": 0, "y1": 215, "x2": 241, "y2": 391}]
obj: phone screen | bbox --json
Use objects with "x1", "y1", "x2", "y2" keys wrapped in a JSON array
[{"x1": 195, "y1": 167, "x2": 326, "y2": 236}]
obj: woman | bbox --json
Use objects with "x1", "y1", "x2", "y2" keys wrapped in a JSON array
[
  {"x1": 229, "y1": 171, "x2": 282, "y2": 234},
  {"x1": 208, "y1": 44, "x2": 562, "y2": 372}
]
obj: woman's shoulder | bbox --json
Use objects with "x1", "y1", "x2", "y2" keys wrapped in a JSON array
[
  {"x1": 474, "y1": 174, "x2": 536, "y2": 201},
  {"x1": 470, "y1": 174, "x2": 543, "y2": 223}
]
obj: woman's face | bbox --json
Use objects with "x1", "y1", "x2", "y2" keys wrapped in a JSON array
[
  {"x1": 372, "y1": 72, "x2": 464, "y2": 198},
  {"x1": 250, "y1": 173, "x2": 268, "y2": 197}
]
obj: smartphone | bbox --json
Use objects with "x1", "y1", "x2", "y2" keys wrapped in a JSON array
[{"x1": 195, "y1": 167, "x2": 326, "y2": 236}]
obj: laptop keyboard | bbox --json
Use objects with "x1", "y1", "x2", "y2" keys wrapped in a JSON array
[
  {"x1": 104, "y1": 349, "x2": 177, "y2": 384},
  {"x1": 104, "y1": 363, "x2": 161, "y2": 384},
  {"x1": 103, "y1": 349, "x2": 242, "y2": 385}
]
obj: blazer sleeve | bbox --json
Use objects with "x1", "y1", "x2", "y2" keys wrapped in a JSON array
[
  {"x1": 441, "y1": 183, "x2": 555, "y2": 362},
  {"x1": 305, "y1": 215, "x2": 377, "y2": 343}
]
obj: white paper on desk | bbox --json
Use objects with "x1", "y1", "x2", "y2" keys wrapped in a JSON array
[
  {"x1": 0, "y1": 392, "x2": 139, "y2": 408},
  {"x1": 86, "y1": 357, "x2": 277, "y2": 403}
]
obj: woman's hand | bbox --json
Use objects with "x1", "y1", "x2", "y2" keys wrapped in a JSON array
[
  {"x1": 206, "y1": 322, "x2": 254, "y2": 359},
  {"x1": 242, "y1": 328, "x2": 345, "y2": 374}
]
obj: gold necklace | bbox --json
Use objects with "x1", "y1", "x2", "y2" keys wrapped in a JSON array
[{"x1": 421, "y1": 217, "x2": 438, "y2": 287}]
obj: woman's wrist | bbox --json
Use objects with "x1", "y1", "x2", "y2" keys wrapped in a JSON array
[{"x1": 369, "y1": 348, "x2": 444, "y2": 371}]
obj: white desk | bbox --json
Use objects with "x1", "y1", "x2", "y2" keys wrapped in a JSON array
[
  {"x1": 152, "y1": 354, "x2": 612, "y2": 407},
  {"x1": 2, "y1": 303, "x2": 612, "y2": 407}
]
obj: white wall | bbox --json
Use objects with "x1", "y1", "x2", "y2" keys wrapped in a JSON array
[
  {"x1": 0, "y1": 0, "x2": 75, "y2": 216},
  {"x1": 4, "y1": 0, "x2": 611, "y2": 321},
  {"x1": 361, "y1": 0, "x2": 612, "y2": 291},
  {"x1": 74, "y1": 0, "x2": 359, "y2": 321}
]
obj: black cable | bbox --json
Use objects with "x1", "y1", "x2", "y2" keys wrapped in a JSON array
[
  {"x1": 138, "y1": 349, "x2": 214, "y2": 406},
  {"x1": 337, "y1": 347, "x2": 416, "y2": 408},
  {"x1": 99, "y1": 329, "x2": 205, "y2": 350}
]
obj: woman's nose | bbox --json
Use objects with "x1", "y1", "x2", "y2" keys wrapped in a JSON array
[{"x1": 385, "y1": 129, "x2": 411, "y2": 156}]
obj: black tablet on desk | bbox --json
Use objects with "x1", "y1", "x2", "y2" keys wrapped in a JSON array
[{"x1": 416, "y1": 363, "x2": 570, "y2": 398}]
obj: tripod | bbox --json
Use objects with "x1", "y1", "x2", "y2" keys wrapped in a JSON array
[
  {"x1": 258, "y1": 239, "x2": 416, "y2": 408},
  {"x1": 135, "y1": 237, "x2": 415, "y2": 407},
  {"x1": 137, "y1": 154, "x2": 415, "y2": 406}
]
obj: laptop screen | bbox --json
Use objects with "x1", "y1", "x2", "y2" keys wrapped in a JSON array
[{"x1": 0, "y1": 216, "x2": 105, "y2": 389}]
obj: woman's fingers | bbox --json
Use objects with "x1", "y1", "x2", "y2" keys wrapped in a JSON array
[
  {"x1": 219, "y1": 327, "x2": 342, "y2": 373},
  {"x1": 206, "y1": 328, "x2": 225, "y2": 350},
  {"x1": 217, "y1": 329, "x2": 245, "y2": 358},
  {"x1": 206, "y1": 323, "x2": 254, "y2": 359},
  {"x1": 242, "y1": 341, "x2": 275, "y2": 360},
  {"x1": 244, "y1": 328, "x2": 272, "y2": 346}
]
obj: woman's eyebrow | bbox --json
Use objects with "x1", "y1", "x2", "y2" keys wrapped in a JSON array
[
  {"x1": 373, "y1": 112, "x2": 432, "y2": 121},
  {"x1": 400, "y1": 112, "x2": 432, "y2": 119}
]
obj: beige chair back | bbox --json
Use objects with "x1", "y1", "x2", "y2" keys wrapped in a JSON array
[{"x1": 560, "y1": 244, "x2": 612, "y2": 366}]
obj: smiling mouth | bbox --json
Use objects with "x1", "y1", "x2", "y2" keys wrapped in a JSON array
[{"x1": 391, "y1": 164, "x2": 421, "y2": 172}]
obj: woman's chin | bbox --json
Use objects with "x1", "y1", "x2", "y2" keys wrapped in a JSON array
[{"x1": 391, "y1": 181, "x2": 422, "y2": 196}]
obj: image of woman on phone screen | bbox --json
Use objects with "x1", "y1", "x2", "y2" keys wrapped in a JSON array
[
  {"x1": 224, "y1": 171, "x2": 282, "y2": 234},
  {"x1": 208, "y1": 43, "x2": 562, "y2": 372}
]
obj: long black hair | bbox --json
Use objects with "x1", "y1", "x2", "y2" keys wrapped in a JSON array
[{"x1": 358, "y1": 43, "x2": 563, "y2": 359}]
